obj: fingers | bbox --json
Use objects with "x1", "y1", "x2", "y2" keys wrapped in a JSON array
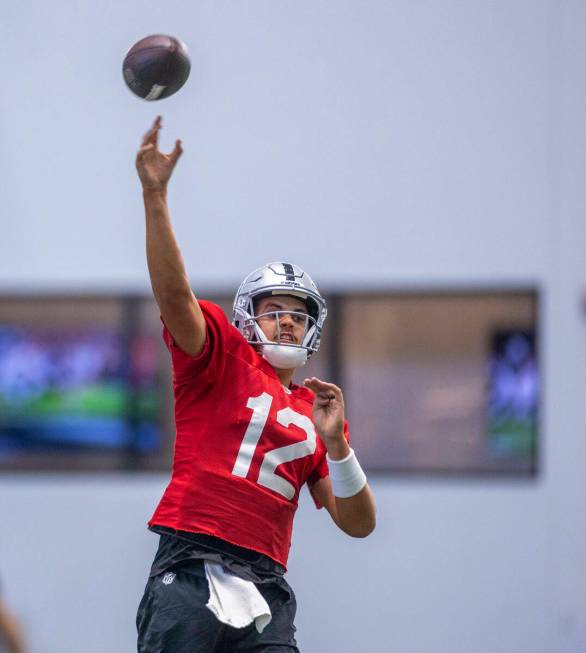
[
  {"x1": 303, "y1": 377, "x2": 341, "y2": 393},
  {"x1": 141, "y1": 115, "x2": 162, "y2": 147},
  {"x1": 136, "y1": 139, "x2": 183, "y2": 165},
  {"x1": 303, "y1": 377, "x2": 343, "y2": 402},
  {"x1": 137, "y1": 143, "x2": 155, "y2": 155},
  {"x1": 135, "y1": 143, "x2": 155, "y2": 164},
  {"x1": 168, "y1": 139, "x2": 183, "y2": 166}
]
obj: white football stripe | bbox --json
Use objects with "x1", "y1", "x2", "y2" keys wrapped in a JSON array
[{"x1": 144, "y1": 84, "x2": 166, "y2": 101}]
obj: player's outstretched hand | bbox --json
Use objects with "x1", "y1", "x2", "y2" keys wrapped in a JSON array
[
  {"x1": 136, "y1": 116, "x2": 183, "y2": 192},
  {"x1": 303, "y1": 377, "x2": 345, "y2": 444}
]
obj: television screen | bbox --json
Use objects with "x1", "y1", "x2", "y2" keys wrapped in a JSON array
[
  {"x1": 0, "y1": 326, "x2": 161, "y2": 458},
  {"x1": 341, "y1": 292, "x2": 538, "y2": 474}
]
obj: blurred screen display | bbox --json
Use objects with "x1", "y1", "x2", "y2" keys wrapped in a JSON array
[
  {"x1": 342, "y1": 292, "x2": 538, "y2": 475},
  {"x1": 0, "y1": 326, "x2": 161, "y2": 457}
]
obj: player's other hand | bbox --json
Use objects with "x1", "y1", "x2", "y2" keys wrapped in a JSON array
[
  {"x1": 303, "y1": 377, "x2": 345, "y2": 444},
  {"x1": 136, "y1": 116, "x2": 183, "y2": 192}
]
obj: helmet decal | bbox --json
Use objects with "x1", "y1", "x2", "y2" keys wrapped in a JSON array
[{"x1": 282, "y1": 262, "x2": 296, "y2": 282}]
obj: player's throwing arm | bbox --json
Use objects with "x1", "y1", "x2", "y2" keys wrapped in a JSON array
[{"x1": 136, "y1": 116, "x2": 206, "y2": 357}]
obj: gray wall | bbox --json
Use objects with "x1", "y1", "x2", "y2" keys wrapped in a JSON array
[{"x1": 1, "y1": 1, "x2": 585, "y2": 652}]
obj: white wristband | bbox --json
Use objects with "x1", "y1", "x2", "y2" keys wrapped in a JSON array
[{"x1": 326, "y1": 448, "x2": 367, "y2": 498}]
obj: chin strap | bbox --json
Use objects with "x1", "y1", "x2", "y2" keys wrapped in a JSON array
[{"x1": 262, "y1": 343, "x2": 308, "y2": 369}]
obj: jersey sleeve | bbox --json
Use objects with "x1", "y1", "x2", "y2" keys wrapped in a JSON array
[
  {"x1": 161, "y1": 300, "x2": 234, "y2": 386},
  {"x1": 306, "y1": 420, "x2": 351, "y2": 509}
]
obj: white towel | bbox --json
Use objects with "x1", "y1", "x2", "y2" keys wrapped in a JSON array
[{"x1": 204, "y1": 560, "x2": 272, "y2": 634}]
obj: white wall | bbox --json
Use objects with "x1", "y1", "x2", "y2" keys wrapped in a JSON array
[
  {"x1": 541, "y1": 0, "x2": 586, "y2": 649},
  {"x1": 1, "y1": 1, "x2": 585, "y2": 652},
  {"x1": 0, "y1": 0, "x2": 550, "y2": 290},
  {"x1": 0, "y1": 476, "x2": 555, "y2": 653}
]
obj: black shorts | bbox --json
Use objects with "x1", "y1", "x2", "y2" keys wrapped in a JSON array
[{"x1": 137, "y1": 560, "x2": 299, "y2": 653}]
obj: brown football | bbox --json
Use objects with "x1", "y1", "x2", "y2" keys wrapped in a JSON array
[{"x1": 123, "y1": 34, "x2": 190, "y2": 101}]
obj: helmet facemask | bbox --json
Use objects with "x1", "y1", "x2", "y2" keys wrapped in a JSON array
[
  {"x1": 235, "y1": 298, "x2": 319, "y2": 368},
  {"x1": 232, "y1": 263, "x2": 326, "y2": 369}
]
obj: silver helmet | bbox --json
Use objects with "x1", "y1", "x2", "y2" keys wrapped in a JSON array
[{"x1": 232, "y1": 262, "x2": 327, "y2": 360}]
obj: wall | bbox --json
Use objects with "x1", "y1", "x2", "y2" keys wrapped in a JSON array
[
  {"x1": 1, "y1": 1, "x2": 585, "y2": 652},
  {"x1": 0, "y1": 0, "x2": 550, "y2": 290}
]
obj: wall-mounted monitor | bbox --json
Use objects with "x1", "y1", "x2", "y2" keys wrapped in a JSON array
[
  {"x1": 340, "y1": 290, "x2": 538, "y2": 475},
  {"x1": 0, "y1": 327, "x2": 159, "y2": 454},
  {"x1": 0, "y1": 297, "x2": 164, "y2": 470}
]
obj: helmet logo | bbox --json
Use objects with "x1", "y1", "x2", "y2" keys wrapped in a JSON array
[{"x1": 282, "y1": 262, "x2": 296, "y2": 281}]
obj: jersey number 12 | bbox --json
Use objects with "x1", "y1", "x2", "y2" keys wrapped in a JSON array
[{"x1": 231, "y1": 392, "x2": 317, "y2": 500}]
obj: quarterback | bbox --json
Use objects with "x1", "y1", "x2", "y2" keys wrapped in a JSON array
[{"x1": 135, "y1": 116, "x2": 376, "y2": 653}]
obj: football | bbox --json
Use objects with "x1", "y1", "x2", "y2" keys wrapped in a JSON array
[{"x1": 123, "y1": 34, "x2": 190, "y2": 101}]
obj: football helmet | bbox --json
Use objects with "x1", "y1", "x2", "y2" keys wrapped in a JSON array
[{"x1": 232, "y1": 262, "x2": 327, "y2": 368}]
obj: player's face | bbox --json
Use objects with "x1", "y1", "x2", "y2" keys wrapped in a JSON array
[{"x1": 255, "y1": 296, "x2": 309, "y2": 345}]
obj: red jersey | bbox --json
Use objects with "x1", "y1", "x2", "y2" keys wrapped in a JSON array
[{"x1": 149, "y1": 300, "x2": 346, "y2": 569}]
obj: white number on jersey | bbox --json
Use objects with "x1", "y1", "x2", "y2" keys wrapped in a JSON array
[{"x1": 232, "y1": 393, "x2": 317, "y2": 500}]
